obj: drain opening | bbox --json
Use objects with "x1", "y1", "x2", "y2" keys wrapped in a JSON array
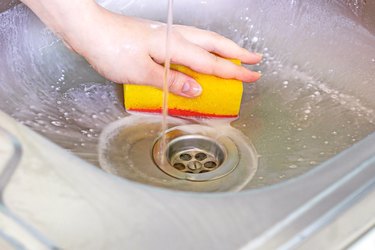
[
  {"x1": 153, "y1": 128, "x2": 240, "y2": 182},
  {"x1": 168, "y1": 136, "x2": 224, "y2": 175}
]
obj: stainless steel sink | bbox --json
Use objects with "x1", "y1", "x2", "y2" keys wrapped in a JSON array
[{"x1": 0, "y1": 0, "x2": 374, "y2": 249}]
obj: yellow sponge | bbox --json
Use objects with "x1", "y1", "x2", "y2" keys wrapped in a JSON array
[{"x1": 124, "y1": 59, "x2": 243, "y2": 118}]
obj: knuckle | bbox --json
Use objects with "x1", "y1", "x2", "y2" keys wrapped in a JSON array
[{"x1": 167, "y1": 71, "x2": 179, "y2": 89}]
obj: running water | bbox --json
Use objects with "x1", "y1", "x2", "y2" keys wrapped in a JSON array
[{"x1": 159, "y1": 0, "x2": 174, "y2": 167}]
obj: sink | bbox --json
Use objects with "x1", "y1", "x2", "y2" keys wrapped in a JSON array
[{"x1": 0, "y1": 0, "x2": 374, "y2": 249}]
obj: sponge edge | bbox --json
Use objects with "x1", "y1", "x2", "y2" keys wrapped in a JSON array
[{"x1": 124, "y1": 59, "x2": 243, "y2": 118}]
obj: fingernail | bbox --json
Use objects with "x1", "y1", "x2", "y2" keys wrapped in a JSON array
[
  {"x1": 255, "y1": 53, "x2": 263, "y2": 59},
  {"x1": 182, "y1": 80, "x2": 202, "y2": 97}
]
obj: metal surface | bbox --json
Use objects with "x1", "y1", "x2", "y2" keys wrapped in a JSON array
[
  {"x1": 0, "y1": 128, "x2": 57, "y2": 249},
  {"x1": 0, "y1": 0, "x2": 374, "y2": 249},
  {"x1": 0, "y1": 0, "x2": 374, "y2": 189},
  {"x1": 0, "y1": 0, "x2": 19, "y2": 14},
  {"x1": 0, "y1": 109, "x2": 374, "y2": 249}
]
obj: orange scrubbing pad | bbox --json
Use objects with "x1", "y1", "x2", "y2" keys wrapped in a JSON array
[{"x1": 124, "y1": 59, "x2": 243, "y2": 118}]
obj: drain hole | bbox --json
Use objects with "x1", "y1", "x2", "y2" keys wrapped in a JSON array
[
  {"x1": 195, "y1": 152, "x2": 207, "y2": 161},
  {"x1": 173, "y1": 163, "x2": 185, "y2": 171},
  {"x1": 180, "y1": 153, "x2": 192, "y2": 161},
  {"x1": 204, "y1": 161, "x2": 217, "y2": 168},
  {"x1": 153, "y1": 130, "x2": 240, "y2": 182}
]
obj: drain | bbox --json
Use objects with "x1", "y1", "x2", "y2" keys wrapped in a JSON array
[
  {"x1": 168, "y1": 136, "x2": 224, "y2": 174},
  {"x1": 99, "y1": 115, "x2": 258, "y2": 192},
  {"x1": 153, "y1": 128, "x2": 240, "y2": 181}
]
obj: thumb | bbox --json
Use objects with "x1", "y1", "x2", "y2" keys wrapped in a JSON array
[
  {"x1": 146, "y1": 62, "x2": 202, "y2": 97},
  {"x1": 167, "y1": 69, "x2": 202, "y2": 97}
]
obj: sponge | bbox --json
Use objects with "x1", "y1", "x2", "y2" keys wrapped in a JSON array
[{"x1": 124, "y1": 59, "x2": 243, "y2": 118}]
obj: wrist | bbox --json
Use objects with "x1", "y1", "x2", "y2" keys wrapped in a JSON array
[
  {"x1": 61, "y1": 1, "x2": 104, "y2": 56},
  {"x1": 21, "y1": 0, "x2": 102, "y2": 55}
]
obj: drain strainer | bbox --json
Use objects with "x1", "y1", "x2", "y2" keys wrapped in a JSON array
[{"x1": 153, "y1": 127, "x2": 240, "y2": 181}]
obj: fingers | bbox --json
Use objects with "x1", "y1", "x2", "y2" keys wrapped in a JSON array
[
  {"x1": 175, "y1": 25, "x2": 262, "y2": 64},
  {"x1": 142, "y1": 58, "x2": 202, "y2": 97},
  {"x1": 170, "y1": 40, "x2": 261, "y2": 82}
]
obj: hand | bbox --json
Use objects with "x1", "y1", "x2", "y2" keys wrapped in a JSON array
[{"x1": 22, "y1": 0, "x2": 262, "y2": 97}]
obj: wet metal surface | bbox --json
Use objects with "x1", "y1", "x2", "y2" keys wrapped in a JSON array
[{"x1": 0, "y1": 0, "x2": 374, "y2": 191}]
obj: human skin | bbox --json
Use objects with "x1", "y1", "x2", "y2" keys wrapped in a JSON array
[{"x1": 21, "y1": 0, "x2": 262, "y2": 97}]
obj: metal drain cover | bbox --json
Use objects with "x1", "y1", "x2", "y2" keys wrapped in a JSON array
[{"x1": 153, "y1": 127, "x2": 240, "y2": 181}]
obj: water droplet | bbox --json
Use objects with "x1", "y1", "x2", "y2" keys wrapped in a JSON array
[
  {"x1": 289, "y1": 165, "x2": 297, "y2": 169},
  {"x1": 51, "y1": 121, "x2": 62, "y2": 127},
  {"x1": 282, "y1": 80, "x2": 289, "y2": 85},
  {"x1": 251, "y1": 36, "x2": 259, "y2": 43}
]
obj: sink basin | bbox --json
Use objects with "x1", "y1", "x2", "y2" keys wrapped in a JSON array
[{"x1": 0, "y1": 0, "x2": 374, "y2": 249}]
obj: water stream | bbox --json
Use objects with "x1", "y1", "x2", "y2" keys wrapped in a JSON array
[{"x1": 159, "y1": 0, "x2": 173, "y2": 168}]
